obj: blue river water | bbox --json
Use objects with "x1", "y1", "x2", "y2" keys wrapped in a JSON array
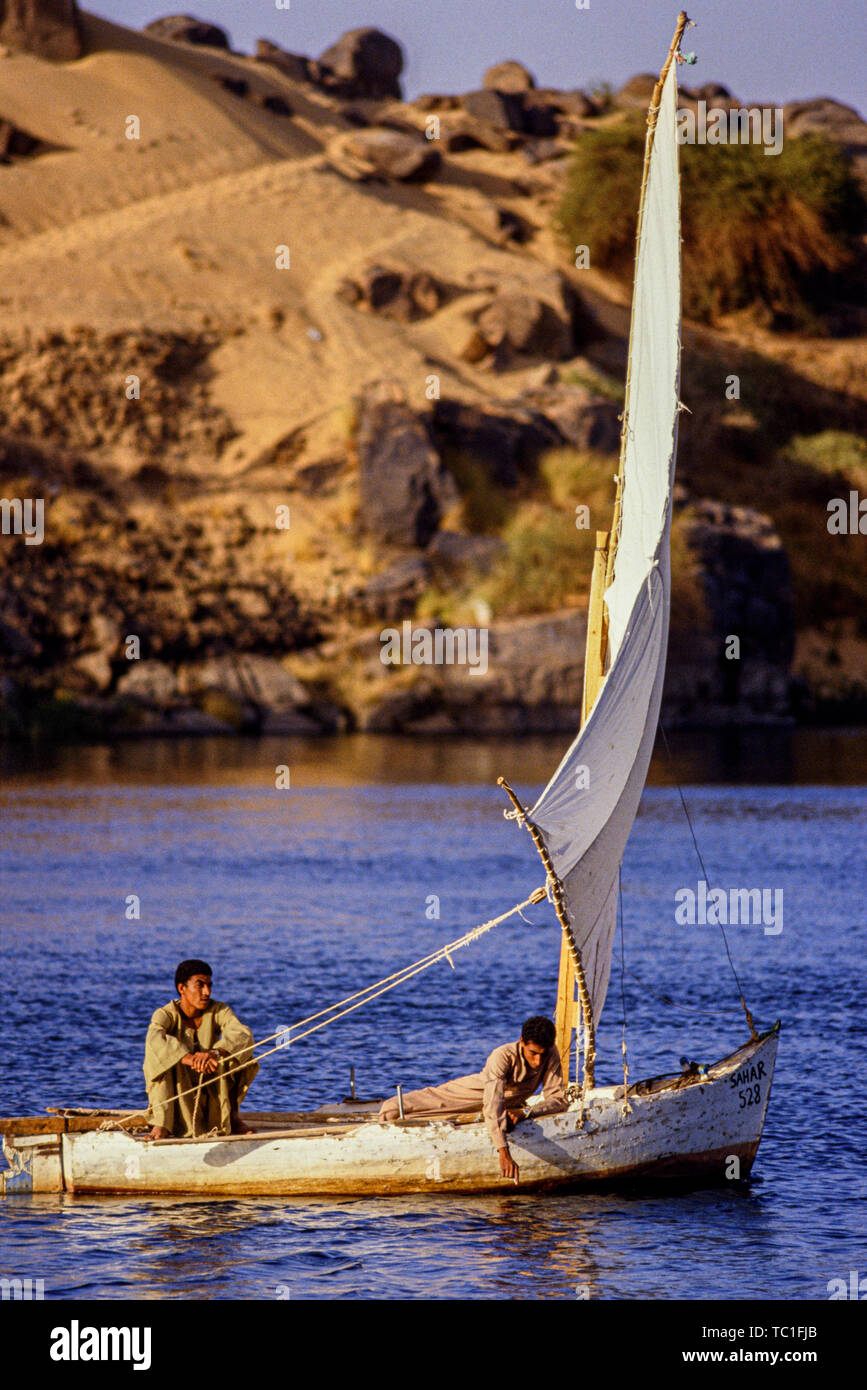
[{"x1": 0, "y1": 732, "x2": 865, "y2": 1300}]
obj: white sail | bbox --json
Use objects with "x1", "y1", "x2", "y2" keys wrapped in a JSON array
[{"x1": 528, "y1": 60, "x2": 683, "y2": 1026}]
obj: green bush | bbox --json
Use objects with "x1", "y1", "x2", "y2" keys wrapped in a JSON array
[
  {"x1": 561, "y1": 364, "x2": 624, "y2": 403},
  {"x1": 785, "y1": 431, "x2": 867, "y2": 491},
  {"x1": 480, "y1": 502, "x2": 595, "y2": 616},
  {"x1": 558, "y1": 122, "x2": 867, "y2": 327},
  {"x1": 538, "y1": 446, "x2": 616, "y2": 513}
]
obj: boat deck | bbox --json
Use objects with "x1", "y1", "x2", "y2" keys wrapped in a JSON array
[
  {"x1": 0, "y1": 1028, "x2": 777, "y2": 1147},
  {"x1": 0, "y1": 1102, "x2": 487, "y2": 1145}
]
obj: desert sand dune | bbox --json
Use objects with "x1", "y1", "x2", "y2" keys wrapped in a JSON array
[
  {"x1": 0, "y1": 13, "x2": 567, "y2": 472},
  {"x1": 0, "y1": 12, "x2": 347, "y2": 242}
]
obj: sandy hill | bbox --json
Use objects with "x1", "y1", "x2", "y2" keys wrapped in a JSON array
[
  {"x1": 0, "y1": 8, "x2": 866, "y2": 738},
  {"x1": 0, "y1": 13, "x2": 591, "y2": 459}
]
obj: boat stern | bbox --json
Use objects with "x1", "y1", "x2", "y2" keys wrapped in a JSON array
[{"x1": 2, "y1": 1132, "x2": 64, "y2": 1194}]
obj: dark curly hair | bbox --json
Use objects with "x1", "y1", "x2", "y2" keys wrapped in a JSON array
[
  {"x1": 175, "y1": 959, "x2": 212, "y2": 990},
  {"x1": 521, "y1": 1015, "x2": 555, "y2": 1048}
]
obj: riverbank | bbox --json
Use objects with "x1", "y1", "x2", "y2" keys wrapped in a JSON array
[{"x1": 2, "y1": 14, "x2": 866, "y2": 736}]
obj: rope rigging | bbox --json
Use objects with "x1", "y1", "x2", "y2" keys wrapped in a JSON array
[
  {"x1": 152, "y1": 886, "x2": 549, "y2": 1115},
  {"x1": 659, "y1": 721, "x2": 757, "y2": 1038}
]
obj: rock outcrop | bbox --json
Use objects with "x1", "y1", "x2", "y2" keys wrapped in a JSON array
[
  {"x1": 665, "y1": 502, "x2": 795, "y2": 723},
  {"x1": 783, "y1": 98, "x2": 867, "y2": 189},
  {"x1": 437, "y1": 117, "x2": 514, "y2": 154},
  {"x1": 143, "y1": 14, "x2": 230, "y2": 49},
  {"x1": 615, "y1": 73, "x2": 657, "y2": 108},
  {"x1": 483, "y1": 60, "x2": 535, "y2": 93},
  {"x1": 0, "y1": 328, "x2": 235, "y2": 466},
  {"x1": 318, "y1": 27, "x2": 403, "y2": 100},
  {"x1": 686, "y1": 502, "x2": 793, "y2": 655},
  {"x1": 347, "y1": 555, "x2": 432, "y2": 623},
  {"x1": 326, "y1": 127, "x2": 441, "y2": 182},
  {"x1": 524, "y1": 383, "x2": 621, "y2": 453},
  {"x1": 476, "y1": 291, "x2": 571, "y2": 363},
  {"x1": 336, "y1": 264, "x2": 448, "y2": 321},
  {"x1": 355, "y1": 612, "x2": 586, "y2": 734},
  {"x1": 448, "y1": 82, "x2": 597, "y2": 145},
  {"x1": 431, "y1": 398, "x2": 563, "y2": 488},
  {"x1": 0, "y1": 17, "x2": 852, "y2": 739},
  {"x1": 254, "y1": 29, "x2": 405, "y2": 103},
  {"x1": 356, "y1": 386, "x2": 459, "y2": 547},
  {"x1": 782, "y1": 96, "x2": 866, "y2": 143},
  {"x1": 254, "y1": 37, "x2": 312, "y2": 84},
  {"x1": 462, "y1": 88, "x2": 526, "y2": 133},
  {"x1": 0, "y1": 0, "x2": 82, "y2": 60},
  {"x1": 0, "y1": 116, "x2": 63, "y2": 161}
]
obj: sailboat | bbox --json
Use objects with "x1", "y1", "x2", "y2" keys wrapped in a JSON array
[{"x1": 1, "y1": 13, "x2": 778, "y2": 1197}]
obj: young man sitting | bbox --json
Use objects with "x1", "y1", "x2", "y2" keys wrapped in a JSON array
[{"x1": 144, "y1": 959, "x2": 258, "y2": 1140}]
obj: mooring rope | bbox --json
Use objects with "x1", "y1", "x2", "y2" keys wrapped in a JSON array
[{"x1": 155, "y1": 887, "x2": 549, "y2": 1114}]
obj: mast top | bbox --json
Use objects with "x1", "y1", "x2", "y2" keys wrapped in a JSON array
[{"x1": 653, "y1": 12, "x2": 691, "y2": 113}]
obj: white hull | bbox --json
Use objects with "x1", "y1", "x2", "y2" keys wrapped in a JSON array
[{"x1": 2, "y1": 1028, "x2": 778, "y2": 1197}]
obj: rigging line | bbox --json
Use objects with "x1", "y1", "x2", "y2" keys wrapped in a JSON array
[
  {"x1": 621, "y1": 963, "x2": 746, "y2": 1019},
  {"x1": 152, "y1": 888, "x2": 547, "y2": 1114},
  {"x1": 220, "y1": 891, "x2": 543, "y2": 1060},
  {"x1": 658, "y1": 722, "x2": 757, "y2": 1038},
  {"x1": 618, "y1": 865, "x2": 631, "y2": 1113}
]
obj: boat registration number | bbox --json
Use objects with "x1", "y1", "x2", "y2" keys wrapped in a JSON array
[{"x1": 730, "y1": 1060, "x2": 765, "y2": 1109}]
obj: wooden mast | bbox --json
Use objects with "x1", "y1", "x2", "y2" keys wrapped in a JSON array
[
  {"x1": 553, "y1": 11, "x2": 690, "y2": 1087},
  {"x1": 554, "y1": 530, "x2": 608, "y2": 1080}
]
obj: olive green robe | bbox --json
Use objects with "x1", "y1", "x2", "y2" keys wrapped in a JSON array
[{"x1": 143, "y1": 999, "x2": 258, "y2": 1137}]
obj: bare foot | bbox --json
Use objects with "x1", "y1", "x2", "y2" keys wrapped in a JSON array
[
  {"x1": 147, "y1": 1125, "x2": 169, "y2": 1141},
  {"x1": 230, "y1": 1114, "x2": 252, "y2": 1135}
]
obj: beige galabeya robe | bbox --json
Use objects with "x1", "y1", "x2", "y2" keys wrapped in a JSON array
[
  {"x1": 144, "y1": 999, "x2": 258, "y2": 1137},
  {"x1": 379, "y1": 1040, "x2": 568, "y2": 1151}
]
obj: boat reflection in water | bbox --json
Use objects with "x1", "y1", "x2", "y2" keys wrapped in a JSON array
[{"x1": 3, "y1": 1184, "x2": 776, "y2": 1299}]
